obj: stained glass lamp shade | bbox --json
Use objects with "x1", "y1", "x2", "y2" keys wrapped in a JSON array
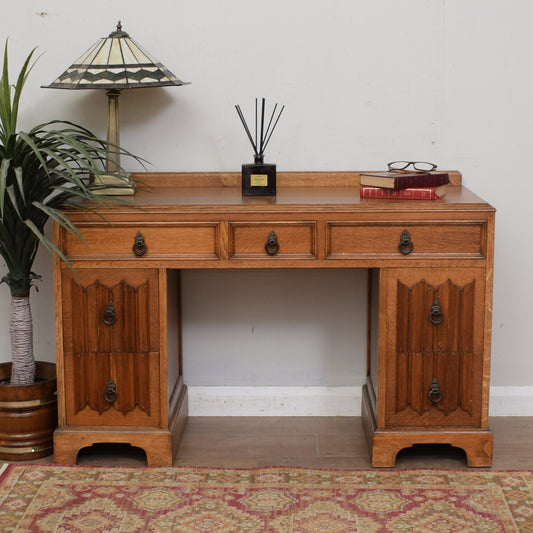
[{"x1": 44, "y1": 21, "x2": 189, "y2": 194}]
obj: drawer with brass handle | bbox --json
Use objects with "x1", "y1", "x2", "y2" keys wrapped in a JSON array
[
  {"x1": 62, "y1": 223, "x2": 220, "y2": 260},
  {"x1": 326, "y1": 221, "x2": 486, "y2": 259},
  {"x1": 229, "y1": 222, "x2": 318, "y2": 259}
]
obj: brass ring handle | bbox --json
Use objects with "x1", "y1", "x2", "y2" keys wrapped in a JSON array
[
  {"x1": 399, "y1": 229, "x2": 414, "y2": 254},
  {"x1": 265, "y1": 230, "x2": 280, "y2": 255},
  {"x1": 133, "y1": 231, "x2": 147, "y2": 256},
  {"x1": 104, "y1": 379, "x2": 118, "y2": 403},
  {"x1": 429, "y1": 378, "x2": 443, "y2": 404},
  {"x1": 429, "y1": 299, "x2": 444, "y2": 325},
  {"x1": 103, "y1": 300, "x2": 117, "y2": 326}
]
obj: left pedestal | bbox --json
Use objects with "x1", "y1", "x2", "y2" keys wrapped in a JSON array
[{"x1": 54, "y1": 267, "x2": 186, "y2": 465}]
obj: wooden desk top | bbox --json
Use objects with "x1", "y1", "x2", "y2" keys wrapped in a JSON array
[{"x1": 91, "y1": 171, "x2": 493, "y2": 213}]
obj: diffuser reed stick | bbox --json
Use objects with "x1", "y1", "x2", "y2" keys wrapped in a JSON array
[{"x1": 235, "y1": 98, "x2": 284, "y2": 162}]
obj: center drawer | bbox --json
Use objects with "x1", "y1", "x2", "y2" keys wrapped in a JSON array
[{"x1": 229, "y1": 222, "x2": 318, "y2": 259}]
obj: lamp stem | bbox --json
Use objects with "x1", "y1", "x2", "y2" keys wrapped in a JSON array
[{"x1": 106, "y1": 89, "x2": 121, "y2": 173}]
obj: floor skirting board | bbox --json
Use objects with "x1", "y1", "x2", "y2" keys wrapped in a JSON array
[{"x1": 187, "y1": 386, "x2": 533, "y2": 417}]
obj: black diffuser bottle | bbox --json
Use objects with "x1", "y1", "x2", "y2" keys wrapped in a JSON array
[
  {"x1": 242, "y1": 154, "x2": 276, "y2": 196},
  {"x1": 236, "y1": 98, "x2": 284, "y2": 196}
]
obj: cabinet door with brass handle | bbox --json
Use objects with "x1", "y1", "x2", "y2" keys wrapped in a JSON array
[
  {"x1": 60, "y1": 268, "x2": 161, "y2": 426},
  {"x1": 383, "y1": 268, "x2": 486, "y2": 428}
]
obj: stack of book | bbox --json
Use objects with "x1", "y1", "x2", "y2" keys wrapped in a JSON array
[{"x1": 359, "y1": 170, "x2": 450, "y2": 200}]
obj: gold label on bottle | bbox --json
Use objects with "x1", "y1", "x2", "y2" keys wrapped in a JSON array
[{"x1": 250, "y1": 174, "x2": 268, "y2": 187}]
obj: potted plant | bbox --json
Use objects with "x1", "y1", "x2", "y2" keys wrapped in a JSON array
[{"x1": 0, "y1": 43, "x2": 141, "y2": 460}]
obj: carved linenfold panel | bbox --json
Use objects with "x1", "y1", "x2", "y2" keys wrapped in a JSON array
[
  {"x1": 67, "y1": 274, "x2": 157, "y2": 420},
  {"x1": 394, "y1": 278, "x2": 476, "y2": 418},
  {"x1": 394, "y1": 351, "x2": 474, "y2": 416},
  {"x1": 72, "y1": 352, "x2": 152, "y2": 416},
  {"x1": 111, "y1": 353, "x2": 151, "y2": 415},
  {"x1": 396, "y1": 279, "x2": 475, "y2": 354},
  {"x1": 72, "y1": 353, "x2": 109, "y2": 416},
  {"x1": 70, "y1": 279, "x2": 151, "y2": 354}
]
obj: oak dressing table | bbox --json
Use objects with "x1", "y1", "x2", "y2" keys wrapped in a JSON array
[{"x1": 53, "y1": 171, "x2": 495, "y2": 467}]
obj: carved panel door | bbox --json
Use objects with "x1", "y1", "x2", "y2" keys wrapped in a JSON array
[
  {"x1": 61, "y1": 269, "x2": 161, "y2": 426},
  {"x1": 383, "y1": 268, "x2": 486, "y2": 428}
]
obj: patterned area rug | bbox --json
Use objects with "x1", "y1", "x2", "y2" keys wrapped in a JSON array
[{"x1": 0, "y1": 465, "x2": 532, "y2": 532}]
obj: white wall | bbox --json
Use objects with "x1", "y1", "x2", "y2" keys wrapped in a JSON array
[{"x1": 2, "y1": 1, "x2": 533, "y2": 411}]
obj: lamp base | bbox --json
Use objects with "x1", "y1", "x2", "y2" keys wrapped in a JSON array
[{"x1": 90, "y1": 173, "x2": 135, "y2": 196}]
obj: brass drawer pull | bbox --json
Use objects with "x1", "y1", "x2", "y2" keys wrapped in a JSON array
[
  {"x1": 133, "y1": 231, "x2": 147, "y2": 256},
  {"x1": 399, "y1": 229, "x2": 414, "y2": 254},
  {"x1": 429, "y1": 378, "x2": 443, "y2": 404},
  {"x1": 265, "y1": 230, "x2": 280, "y2": 255},
  {"x1": 103, "y1": 300, "x2": 117, "y2": 326},
  {"x1": 104, "y1": 379, "x2": 118, "y2": 404},
  {"x1": 429, "y1": 299, "x2": 444, "y2": 325}
]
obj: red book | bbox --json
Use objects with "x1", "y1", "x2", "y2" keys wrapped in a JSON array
[
  {"x1": 360, "y1": 185, "x2": 446, "y2": 200},
  {"x1": 359, "y1": 171, "x2": 449, "y2": 190}
]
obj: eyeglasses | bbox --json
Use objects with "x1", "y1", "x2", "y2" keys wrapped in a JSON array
[{"x1": 387, "y1": 161, "x2": 437, "y2": 172}]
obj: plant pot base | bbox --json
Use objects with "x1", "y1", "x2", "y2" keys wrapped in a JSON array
[{"x1": 0, "y1": 362, "x2": 57, "y2": 461}]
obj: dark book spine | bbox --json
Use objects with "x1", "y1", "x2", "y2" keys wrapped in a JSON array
[{"x1": 392, "y1": 172, "x2": 449, "y2": 190}]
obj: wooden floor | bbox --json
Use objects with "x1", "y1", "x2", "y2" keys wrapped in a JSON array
[
  {"x1": 3, "y1": 417, "x2": 532, "y2": 469},
  {"x1": 66, "y1": 416, "x2": 533, "y2": 469}
]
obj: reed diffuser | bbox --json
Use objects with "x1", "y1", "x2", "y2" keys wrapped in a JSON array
[{"x1": 235, "y1": 98, "x2": 285, "y2": 196}]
